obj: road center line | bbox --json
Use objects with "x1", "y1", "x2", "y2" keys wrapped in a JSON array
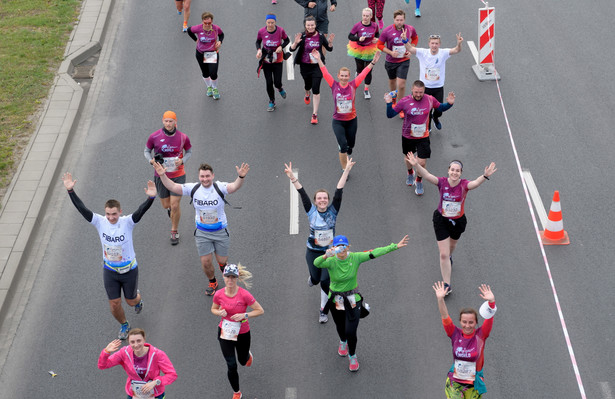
[
  {"x1": 286, "y1": 45, "x2": 294, "y2": 81},
  {"x1": 522, "y1": 170, "x2": 548, "y2": 230},
  {"x1": 289, "y1": 170, "x2": 299, "y2": 235}
]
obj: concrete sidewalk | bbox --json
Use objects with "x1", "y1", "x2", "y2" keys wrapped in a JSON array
[{"x1": 0, "y1": 0, "x2": 114, "y2": 323}]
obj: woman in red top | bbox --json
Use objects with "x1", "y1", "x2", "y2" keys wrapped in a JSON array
[
  {"x1": 407, "y1": 153, "x2": 496, "y2": 293},
  {"x1": 313, "y1": 49, "x2": 381, "y2": 171},
  {"x1": 433, "y1": 281, "x2": 496, "y2": 398}
]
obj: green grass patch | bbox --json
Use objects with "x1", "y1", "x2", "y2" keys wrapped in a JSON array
[{"x1": 0, "y1": 0, "x2": 81, "y2": 187}]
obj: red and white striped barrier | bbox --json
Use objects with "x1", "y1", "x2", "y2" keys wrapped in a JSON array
[{"x1": 471, "y1": 2, "x2": 500, "y2": 81}]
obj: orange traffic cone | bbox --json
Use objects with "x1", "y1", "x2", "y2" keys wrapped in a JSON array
[{"x1": 540, "y1": 190, "x2": 570, "y2": 245}]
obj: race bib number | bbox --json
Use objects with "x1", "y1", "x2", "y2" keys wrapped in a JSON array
[
  {"x1": 309, "y1": 53, "x2": 318, "y2": 64},
  {"x1": 425, "y1": 67, "x2": 440, "y2": 81},
  {"x1": 220, "y1": 319, "x2": 241, "y2": 341},
  {"x1": 334, "y1": 295, "x2": 345, "y2": 310},
  {"x1": 337, "y1": 99, "x2": 352, "y2": 114},
  {"x1": 104, "y1": 244, "x2": 123, "y2": 262},
  {"x1": 392, "y1": 45, "x2": 406, "y2": 58},
  {"x1": 199, "y1": 209, "x2": 218, "y2": 225},
  {"x1": 410, "y1": 123, "x2": 427, "y2": 137},
  {"x1": 131, "y1": 381, "x2": 154, "y2": 399},
  {"x1": 453, "y1": 359, "x2": 476, "y2": 381},
  {"x1": 442, "y1": 200, "x2": 462, "y2": 218},
  {"x1": 163, "y1": 157, "x2": 178, "y2": 173},
  {"x1": 314, "y1": 229, "x2": 333, "y2": 247},
  {"x1": 203, "y1": 51, "x2": 218, "y2": 63}
]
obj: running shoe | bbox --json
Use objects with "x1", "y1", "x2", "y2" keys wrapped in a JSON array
[
  {"x1": 434, "y1": 118, "x2": 442, "y2": 130},
  {"x1": 404, "y1": 0, "x2": 409, "y2": 3},
  {"x1": 183, "y1": 22, "x2": 188, "y2": 32},
  {"x1": 118, "y1": 322, "x2": 130, "y2": 340},
  {"x1": 170, "y1": 231, "x2": 179, "y2": 245},
  {"x1": 319, "y1": 311, "x2": 328, "y2": 324},
  {"x1": 232, "y1": 392, "x2": 242, "y2": 399},
  {"x1": 134, "y1": 290, "x2": 143, "y2": 314},
  {"x1": 267, "y1": 102, "x2": 276, "y2": 112},
  {"x1": 349, "y1": 354, "x2": 360, "y2": 371},
  {"x1": 444, "y1": 283, "x2": 452, "y2": 295},
  {"x1": 406, "y1": 172, "x2": 414, "y2": 186},
  {"x1": 206, "y1": 86, "x2": 213, "y2": 97},
  {"x1": 399, "y1": 110, "x2": 405, "y2": 119},
  {"x1": 279, "y1": 88, "x2": 287, "y2": 99},
  {"x1": 415, "y1": 8, "x2": 421, "y2": 17},
  {"x1": 272, "y1": 0, "x2": 277, "y2": 3},
  {"x1": 311, "y1": 114, "x2": 318, "y2": 125},
  {"x1": 414, "y1": 180, "x2": 424, "y2": 196},
  {"x1": 364, "y1": 89, "x2": 371, "y2": 99},
  {"x1": 338, "y1": 340, "x2": 348, "y2": 357},
  {"x1": 205, "y1": 281, "x2": 218, "y2": 296},
  {"x1": 304, "y1": 95, "x2": 311, "y2": 105},
  {"x1": 178, "y1": 10, "x2": 182, "y2": 15},
  {"x1": 246, "y1": 351, "x2": 253, "y2": 367},
  {"x1": 378, "y1": 19, "x2": 383, "y2": 30},
  {"x1": 308, "y1": 276, "x2": 315, "y2": 287},
  {"x1": 212, "y1": 88, "x2": 220, "y2": 100}
]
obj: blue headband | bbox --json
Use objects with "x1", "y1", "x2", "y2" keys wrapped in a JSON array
[{"x1": 266, "y1": 14, "x2": 276, "y2": 21}]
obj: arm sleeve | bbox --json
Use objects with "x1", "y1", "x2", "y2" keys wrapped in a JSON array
[
  {"x1": 348, "y1": 33, "x2": 360, "y2": 41},
  {"x1": 98, "y1": 349, "x2": 123, "y2": 370},
  {"x1": 182, "y1": 147, "x2": 192, "y2": 163},
  {"x1": 218, "y1": 31, "x2": 225, "y2": 43},
  {"x1": 313, "y1": 254, "x2": 329, "y2": 268},
  {"x1": 331, "y1": 188, "x2": 342, "y2": 212},
  {"x1": 411, "y1": 30, "x2": 419, "y2": 46},
  {"x1": 68, "y1": 190, "x2": 94, "y2": 222},
  {"x1": 157, "y1": 351, "x2": 178, "y2": 386},
  {"x1": 281, "y1": 36, "x2": 290, "y2": 48},
  {"x1": 436, "y1": 102, "x2": 453, "y2": 112},
  {"x1": 376, "y1": 39, "x2": 385, "y2": 51},
  {"x1": 144, "y1": 147, "x2": 153, "y2": 162},
  {"x1": 187, "y1": 29, "x2": 197, "y2": 42},
  {"x1": 354, "y1": 243, "x2": 398, "y2": 263},
  {"x1": 442, "y1": 316, "x2": 455, "y2": 337},
  {"x1": 320, "y1": 66, "x2": 334, "y2": 87},
  {"x1": 297, "y1": 187, "x2": 313, "y2": 213},
  {"x1": 387, "y1": 102, "x2": 399, "y2": 118},
  {"x1": 131, "y1": 197, "x2": 155, "y2": 223},
  {"x1": 353, "y1": 64, "x2": 371, "y2": 86},
  {"x1": 255, "y1": 38, "x2": 262, "y2": 50}
]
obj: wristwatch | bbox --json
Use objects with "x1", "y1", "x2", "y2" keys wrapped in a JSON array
[
  {"x1": 245, "y1": 313, "x2": 249, "y2": 320},
  {"x1": 155, "y1": 379, "x2": 161, "y2": 386}
]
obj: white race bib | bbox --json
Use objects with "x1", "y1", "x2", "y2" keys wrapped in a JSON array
[
  {"x1": 392, "y1": 45, "x2": 406, "y2": 58},
  {"x1": 442, "y1": 200, "x2": 462, "y2": 218},
  {"x1": 203, "y1": 51, "x2": 218, "y2": 63},
  {"x1": 309, "y1": 53, "x2": 318, "y2": 64},
  {"x1": 220, "y1": 319, "x2": 241, "y2": 341},
  {"x1": 425, "y1": 67, "x2": 440, "y2": 81},
  {"x1": 336, "y1": 99, "x2": 352, "y2": 114},
  {"x1": 410, "y1": 123, "x2": 426, "y2": 137},
  {"x1": 131, "y1": 381, "x2": 154, "y2": 399},
  {"x1": 314, "y1": 229, "x2": 333, "y2": 247},
  {"x1": 104, "y1": 244, "x2": 123, "y2": 262},
  {"x1": 453, "y1": 359, "x2": 476, "y2": 381},
  {"x1": 163, "y1": 157, "x2": 178, "y2": 173},
  {"x1": 199, "y1": 209, "x2": 218, "y2": 225}
]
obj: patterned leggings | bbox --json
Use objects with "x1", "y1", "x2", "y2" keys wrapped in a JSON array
[{"x1": 367, "y1": 0, "x2": 385, "y2": 21}]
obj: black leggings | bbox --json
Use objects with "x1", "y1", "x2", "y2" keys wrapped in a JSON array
[
  {"x1": 195, "y1": 49, "x2": 219, "y2": 80},
  {"x1": 330, "y1": 299, "x2": 362, "y2": 356},
  {"x1": 262, "y1": 62, "x2": 283, "y2": 102},
  {"x1": 306, "y1": 248, "x2": 330, "y2": 294},
  {"x1": 354, "y1": 58, "x2": 373, "y2": 86},
  {"x1": 300, "y1": 63, "x2": 323, "y2": 95},
  {"x1": 218, "y1": 328, "x2": 251, "y2": 393},
  {"x1": 332, "y1": 118, "x2": 358, "y2": 154}
]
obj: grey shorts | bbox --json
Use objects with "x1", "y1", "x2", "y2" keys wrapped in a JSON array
[
  {"x1": 194, "y1": 227, "x2": 230, "y2": 257},
  {"x1": 155, "y1": 174, "x2": 185, "y2": 199}
]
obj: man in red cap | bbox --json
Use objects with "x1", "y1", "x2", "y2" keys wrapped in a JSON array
[{"x1": 144, "y1": 111, "x2": 193, "y2": 245}]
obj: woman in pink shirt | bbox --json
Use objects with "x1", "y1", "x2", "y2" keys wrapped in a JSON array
[
  {"x1": 313, "y1": 49, "x2": 381, "y2": 171},
  {"x1": 211, "y1": 264, "x2": 265, "y2": 399},
  {"x1": 98, "y1": 328, "x2": 177, "y2": 398}
]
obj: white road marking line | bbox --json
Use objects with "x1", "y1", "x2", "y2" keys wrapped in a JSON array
[
  {"x1": 467, "y1": 40, "x2": 479, "y2": 64},
  {"x1": 286, "y1": 45, "x2": 294, "y2": 80},
  {"x1": 289, "y1": 170, "x2": 299, "y2": 235},
  {"x1": 600, "y1": 382, "x2": 614, "y2": 399},
  {"x1": 522, "y1": 170, "x2": 548, "y2": 230},
  {"x1": 285, "y1": 387, "x2": 297, "y2": 399}
]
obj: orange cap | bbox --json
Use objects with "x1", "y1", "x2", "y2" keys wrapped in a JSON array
[{"x1": 163, "y1": 110, "x2": 177, "y2": 120}]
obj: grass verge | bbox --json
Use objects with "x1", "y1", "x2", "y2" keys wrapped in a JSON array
[{"x1": 0, "y1": 0, "x2": 81, "y2": 190}]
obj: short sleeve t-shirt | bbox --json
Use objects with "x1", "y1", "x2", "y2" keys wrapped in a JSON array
[
  {"x1": 394, "y1": 94, "x2": 440, "y2": 139},
  {"x1": 331, "y1": 80, "x2": 359, "y2": 121},
  {"x1": 301, "y1": 33, "x2": 321, "y2": 64},
  {"x1": 257, "y1": 26, "x2": 288, "y2": 63},
  {"x1": 378, "y1": 24, "x2": 417, "y2": 63},
  {"x1": 146, "y1": 129, "x2": 192, "y2": 178},
  {"x1": 437, "y1": 177, "x2": 469, "y2": 219},
  {"x1": 182, "y1": 182, "x2": 229, "y2": 231},
  {"x1": 190, "y1": 24, "x2": 223, "y2": 53},
  {"x1": 213, "y1": 287, "x2": 256, "y2": 334},
  {"x1": 415, "y1": 48, "x2": 451, "y2": 88},
  {"x1": 132, "y1": 353, "x2": 148, "y2": 379},
  {"x1": 91, "y1": 214, "x2": 137, "y2": 271}
]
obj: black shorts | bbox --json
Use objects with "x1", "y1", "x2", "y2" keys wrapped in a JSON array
[
  {"x1": 433, "y1": 210, "x2": 467, "y2": 241},
  {"x1": 384, "y1": 60, "x2": 409, "y2": 80},
  {"x1": 154, "y1": 174, "x2": 185, "y2": 199},
  {"x1": 103, "y1": 267, "x2": 139, "y2": 300},
  {"x1": 402, "y1": 136, "x2": 431, "y2": 159},
  {"x1": 299, "y1": 63, "x2": 323, "y2": 94}
]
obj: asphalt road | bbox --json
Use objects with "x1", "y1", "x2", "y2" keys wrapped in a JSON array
[{"x1": 0, "y1": 0, "x2": 613, "y2": 397}]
